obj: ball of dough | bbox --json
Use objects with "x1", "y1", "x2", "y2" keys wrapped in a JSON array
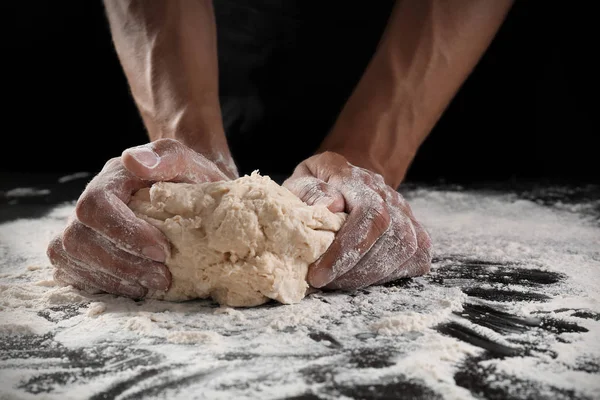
[{"x1": 128, "y1": 172, "x2": 346, "y2": 307}]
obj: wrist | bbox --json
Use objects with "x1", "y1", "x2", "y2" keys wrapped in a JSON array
[
  {"x1": 318, "y1": 107, "x2": 416, "y2": 188},
  {"x1": 146, "y1": 115, "x2": 238, "y2": 179},
  {"x1": 183, "y1": 136, "x2": 238, "y2": 180},
  {"x1": 318, "y1": 76, "x2": 420, "y2": 188},
  {"x1": 317, "y1": 145, "x2": 411, "y2": 189}
]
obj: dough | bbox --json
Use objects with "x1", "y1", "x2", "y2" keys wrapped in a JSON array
[{"x1": 128, "y1": 172, "x2": 346, "y2": 307}]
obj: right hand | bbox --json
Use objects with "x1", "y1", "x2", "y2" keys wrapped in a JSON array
[
  {"x1": 47, "y1": 138, "x2": 234, "y2": 298},
  {"x1": 284, "y1": 152, "x2": 431, "y2": 290}
]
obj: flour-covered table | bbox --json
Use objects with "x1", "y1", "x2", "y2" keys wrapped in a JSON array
[{"x1": 1, "y1": 173, "x2": 599, "y2": 400}]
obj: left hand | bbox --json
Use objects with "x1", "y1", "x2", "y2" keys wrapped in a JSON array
[{"x1": 283, "y1": 151, "x2": 432, "y2": 290}]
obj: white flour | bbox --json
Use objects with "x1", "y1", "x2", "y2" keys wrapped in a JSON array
[
  {"x1": 0, "y1": 187, "x2": 599, "y2": 399},
  {"x1": 3, "y1": 188, "x2": 51, "y2": 198},
  {"x1": 57, "y1": 172, "x2": 91, "y2": 184}
]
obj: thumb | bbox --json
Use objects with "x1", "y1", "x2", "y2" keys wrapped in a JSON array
[
  {"x1": 283, "y1": 176, "x2": 345, "y2": 213},
  {"x1": 122, "y1": 139, "x2": 229, "y2": 183}
]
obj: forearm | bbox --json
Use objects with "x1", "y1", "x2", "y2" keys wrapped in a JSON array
[
  {"x1": 103, "y1": 0, "x2": 236, "y2": 177},
  {"x1": 319, "y1": 0, "x2": 514, "y2": 187}
]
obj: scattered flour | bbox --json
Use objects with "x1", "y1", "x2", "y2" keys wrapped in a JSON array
[
  {"x1": 167, "y1": 330, "x2": 222, "y2": 345},
  {"x1": 57, "y1": 172, "x2": 91, "y2": 183},
  {"x1": 86, "y1": 302, "x2": 107, "y2": 317},
  {"x1": 371, "y1": 287, "x2": 466, "y2": 335},
  {"x1": 3, "y1": 188, "x2": 51, "y2": 198},
  {"x1": 0, "y1": 311, "x2": 55, "y2": 336},
  {"x1": 0, "y1": 188, "x2": 599, "y2": 399}
]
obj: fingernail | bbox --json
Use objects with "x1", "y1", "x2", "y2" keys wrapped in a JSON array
[
  {"x1": 130, "y1": 148, "x2": 159, "y2": 168},
  {"x1": 140, "y1": 273, "x2": 169, "y2": 290},
  {"x1": 142, "y1": 246, "x2": 167, "y2": 262},
  {"x1": 309, "y1": 267, "x2": 332, "y2": 288}
]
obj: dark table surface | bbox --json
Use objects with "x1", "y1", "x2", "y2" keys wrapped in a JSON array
[{"x1": 1, "y1": 172, "x2": 599, "y2": 400}]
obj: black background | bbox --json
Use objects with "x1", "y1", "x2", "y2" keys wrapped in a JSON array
[{"x1": 1, "y1": 1, "x2": 597, "y2": 184}]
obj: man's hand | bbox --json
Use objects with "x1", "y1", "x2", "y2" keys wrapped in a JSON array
[
  {"x1": 284, "y1": 152, "x2": 431, "y2": 290},
  {"x1": 47, "y1": 138, "x2": 233, "y2": 298}
]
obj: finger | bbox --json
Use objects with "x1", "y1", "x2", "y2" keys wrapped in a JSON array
[
  {"x1": 53, "y1": 268, "x2": 102, "y2": 294},
  {"x1": 122, "y1": 138, "x2": 229, "y2": 184},
  {"x1": 373, "y1": 223, "x2": 432, "y2": 286},
  {"x1": 75, "y1": 167, "x2": 171, "y2": 263},
  {"x1": 60, "y1": 265, "x2": 147, "y2": 299},
  {"x1": 283, "y1": 176, "x2": 345, "y2": 213},
  {"x1": 49, "y1": 238, "x2": 88, "y2": 290},
  {"x1": 368, "y1": 190, "x2": 432, "y2": 285},
  {"x1": 48, "y1": 236, "x2": 147, "y2": 298},
  {"x1": 62, "y1": 220, "x2": 171, "y2": 290},
  {"x1": 326, "y1": 209, "x2": 418, "y2": 290},
  {"x1": 308, "y1": 184, "x2": 391, "y2": 288},
  {"x1": 390, "y1": 189, "x2": 434, "y2": 271},
  {"x1": 391, "y1": 190, "x2": 422, "y2": 227}
]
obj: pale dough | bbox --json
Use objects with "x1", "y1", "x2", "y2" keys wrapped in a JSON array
[{"x1": 128, "y1": 172, "x2": 346, "y2": 307}]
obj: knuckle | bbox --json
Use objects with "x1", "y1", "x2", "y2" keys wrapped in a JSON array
[
  {"x1": 351, "y1": 166, "x2": 370, "y2": 179},
  {"x1": 101, "y1": 157, "x2": 123, "y2": 174},
  {"x1": 421, "y1": 228, "x2": 432, "y2": 251},
  {"x1": 152, "y1": 138, "x2": 183, "y2": 154},
  {"x1": 418, "y1": 253, "x2": 432, "y2": 274},
  {"x1": 421, "y1": 237, "x2": 433, "y2": 265},
  {"x1": 318, "y1": 151, "x2": 342, "y2": 163},
  {"x1": 53, "y1": 269, "x2": 69, "y2": 285},
  {"x1": 360, "y1": 173, "x2": 373, "y2": 186},
  {"x1": 106, "y1": 157, "x2": 122, "y2": 168},
  {"x1": 75, "y1": 189, "x2": 105, "y2": 224},
  {"x1": 62, "y1": 223, "x2": 86, "y2": 255},
  {"x1": 390, "y1": 190, "x2": 408, "y2": 208},
  {"x1": 401, "y1": 199, "x2": 413, "y2": 214},
  {"x1": 409, "y1": 231, "x2": 433, "y2": 275},
  {"x1": 377, "y1": 187, "x2": 389, "y2": 202},
  {"x1": 366, "y1": 205, "x2": 391, "y2": 236},
  {"x1": 407, "y1": 222, "x2": 420, "y2": 253},
  {"x1": 312, "y1": 152, "x2": 348, "y2": 175},
  {"x1": 46, "y1": 235, "x2": 64, "y2": 262},
  {"x1": 337, "y1": 166, "x2": 354, "y2": 181},
  {"x1": 389, "y1": 213, "x2": 418, "y2": 254},
  {"x1": 412, "y1": 218, "x2": 432, "y2": 249}
]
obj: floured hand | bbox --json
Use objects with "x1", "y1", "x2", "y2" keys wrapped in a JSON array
[
  {"x1": 283, "y1": 151, "x2": 432, "y2": 290},
  {"x1": 47, "y1": 138, "x2": 233, "y2": 298}
]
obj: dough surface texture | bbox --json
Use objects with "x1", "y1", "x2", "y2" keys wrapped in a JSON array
[{"x1": 128, "y1": 172, "x2": 346, "y2": 307}]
